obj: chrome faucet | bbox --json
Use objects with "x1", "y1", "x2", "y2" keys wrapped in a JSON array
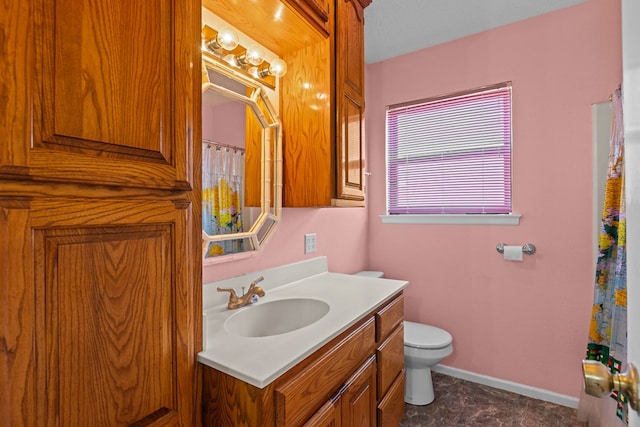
[{"x1": 217, "y1": 276, "x2": 265, "y2": 310}]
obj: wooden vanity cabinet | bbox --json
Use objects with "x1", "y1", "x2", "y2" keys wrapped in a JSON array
[
  {"x1": 2, "y1": 0, "x2": 202, "y2": 425},
  {"x1": 201, "y1": 291, "x2": 404, "y2": 426}
]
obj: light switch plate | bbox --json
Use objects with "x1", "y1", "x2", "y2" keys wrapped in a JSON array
[{"x1": 304, "y1": 233, "x2": 316, "y2": 254}]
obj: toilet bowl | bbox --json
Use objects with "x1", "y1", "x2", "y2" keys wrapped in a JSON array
[
  {"x1": 353, "y1": 271, "x2": 454, "y2": 406},
  {"x1": 404, "y1": 320, "x2": 453, "y2": 405}
]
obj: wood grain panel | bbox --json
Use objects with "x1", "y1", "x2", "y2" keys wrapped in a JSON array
[
  {"x1": 202, "y1": 366, "x2": 276, "y2": 427},
  {"x1": 51, "y1": 1, "x2": 167, "y2": 151},
  {"x1": 0, "y1": 1, "x2": 30, "y2": 170},
  {"x1": 281, "y1": 39, "x2": 333, "y2": 206},
  {"x1": 29, "y1": 199, "x2": 198, "y2": 426},
  {"x1": 9, "y1": 0, "x2": 200, "y2": 190},
  {"x1": 0, "y1": 201, "x2": 36, "y2": 427},
  {"x1": 376, "y1": 324, "x2": 404, "y2": 400},
  {"x1": 202, "y1": 0, "x2": 324, "y2": 56},
  {"x1": 41, "y1": 226, "x2": 175, "y2": 425},
  {"x1": 275, "y1": 318, "x2": 375, "y2": 426}
]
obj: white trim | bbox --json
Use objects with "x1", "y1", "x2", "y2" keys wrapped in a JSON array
[
  {"x1": 432, "y1": 364, "x2": 579, "y2": 409},
  {"x1": 379, "y1": 213, "x2": 521, "y2": 225}
]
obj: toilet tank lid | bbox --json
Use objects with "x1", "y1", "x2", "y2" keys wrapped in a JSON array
[
  {"x1": 353, "y1": 271, "x2": 384, "y2": 278},
  {"x1": 404, "y1": 320, "x2": 453, "y2": 349}
]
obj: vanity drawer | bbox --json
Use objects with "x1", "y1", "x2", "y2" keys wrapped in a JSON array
[
  {"x1": 377, "y1": 370, "x2": 405, "y2": 427},
  {"x1": 375, "y1": 294, "x2": 404, "y2": 343},
  {"x1": 275, "y1": 317, "x2": 375, "y2": 426},
  {"x1": 376, "y1": 322, "x2": 404, "y2": 400}
]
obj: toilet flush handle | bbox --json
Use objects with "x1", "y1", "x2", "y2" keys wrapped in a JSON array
[{"x1": 582, "y1": 360, "x2": 639, "y2": 410}]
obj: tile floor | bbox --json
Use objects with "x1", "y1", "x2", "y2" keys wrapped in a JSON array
[{"x1": 401, "y1": 372, "x2": 585, "y2": 427}]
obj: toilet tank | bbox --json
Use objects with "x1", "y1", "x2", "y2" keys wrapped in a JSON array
[{"x1": 354, "y1": 271, "x2": 384, "y2": 278}]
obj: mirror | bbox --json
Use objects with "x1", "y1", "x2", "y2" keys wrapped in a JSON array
[{"x1": 201, "y1": 55, "x2": 282, "y2": 259}]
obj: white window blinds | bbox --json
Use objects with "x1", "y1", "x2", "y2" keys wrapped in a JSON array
[{"x1": 386, "y1": 83, "x2": 512, "y2": 214}]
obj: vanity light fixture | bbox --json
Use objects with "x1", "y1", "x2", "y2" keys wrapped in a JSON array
[{"x1": 202, "y1": 24, "x2": 286, "y2": 88}]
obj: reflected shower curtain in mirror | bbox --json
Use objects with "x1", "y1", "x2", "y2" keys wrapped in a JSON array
[
  {"x1": 579, "y1": 87, "x2": 627, "y2": 425},
  {"x1": 202, "y1": 141, "x2": 245, "y2": 256}
]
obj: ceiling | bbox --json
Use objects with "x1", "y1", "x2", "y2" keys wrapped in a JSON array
[{"x1": 363, "y1": 0, "x2": 588, "y2": 64}]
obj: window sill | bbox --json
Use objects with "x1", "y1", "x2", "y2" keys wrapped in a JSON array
[{"x1": 379, "y1": 214, "x2": 521, "y2": 226}]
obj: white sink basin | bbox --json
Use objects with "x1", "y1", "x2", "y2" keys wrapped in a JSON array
[{"x1": 224, "y1": 298, "x2": 330, "y2": 338}]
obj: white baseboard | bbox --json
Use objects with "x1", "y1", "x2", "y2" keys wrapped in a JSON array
[{"x1": 432, "y1": 365, "x2": 579, "y2": 409}]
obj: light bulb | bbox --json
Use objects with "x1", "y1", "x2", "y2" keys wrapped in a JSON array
[
  {"x1": 243, "y1": 44, "x2": 265, "y2": 66},
  {"x1": 215, "y1": 27, "x2": 239, "y2": 51},
  {"x1": 268, "y1": 58, "x2": 287, "y2": 77}
]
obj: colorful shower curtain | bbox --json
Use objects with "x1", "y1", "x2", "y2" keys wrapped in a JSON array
[
  {"x1": 202, "y1": 142, "x2": 245, "y2": 257},
  {"x1": 584, "y1": 87, "x2": 628, "y2": 424}
]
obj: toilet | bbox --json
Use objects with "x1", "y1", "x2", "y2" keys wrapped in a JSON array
[
  {"x1": 403, "y1": 320, "x2": 453, "y2": 405},
  {"x1": 354, "y1": 271, "x2": 454, "y2": 406}
]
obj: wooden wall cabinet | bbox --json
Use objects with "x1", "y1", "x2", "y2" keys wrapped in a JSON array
[
  {"x1": 280, "y1": 0, "x2": 371, "y2": 207},
  {"x1": 1, "y1": 0, "x2": 202, "y2": 425},
  {"x1": 202, "y1": 292, "x2": 404, "y2": 426}
]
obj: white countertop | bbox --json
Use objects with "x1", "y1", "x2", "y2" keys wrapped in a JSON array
[{"x1": 197, "y1": 257, "x2": 408, "y2": 388}]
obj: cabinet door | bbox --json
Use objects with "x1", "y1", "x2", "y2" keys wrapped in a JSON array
[
  {"x1": 340, "y1": 355, "x2": 377, "y2": 427},
  {"x1": 26, "y1": 199, "x2": 198, "y2": 426},
  {"x1": 304, "y1": 399, "x2": 342, "y2": 427},
  {"x1": 335, "y1": 0, "x2": 366, "y2": 203},
  {"x1": 1, "y1": 0, "x2": 199, "y2": 190}
]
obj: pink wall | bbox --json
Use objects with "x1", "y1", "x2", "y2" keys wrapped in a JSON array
[
  {"x1": 202, "y1": 102, "x2": 246, "y2": 146},
  {"x1": 202, "y1": 207, "x2": 368, "y2": 283},
  {"x1": 366, "y1": 0, "x2": 621, "y2": 398}
]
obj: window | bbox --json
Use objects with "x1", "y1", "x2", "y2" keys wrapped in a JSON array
[{"x1": 385, "y1": 83, "x2": 513, "y2": 222}]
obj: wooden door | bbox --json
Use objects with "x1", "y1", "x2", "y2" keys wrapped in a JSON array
[
  {"x1": 335, "y1": 0, "x2": 366, "y2": 203},
  {"x1": 1, "y1": 0, "x2": 201, "y2": 425}
]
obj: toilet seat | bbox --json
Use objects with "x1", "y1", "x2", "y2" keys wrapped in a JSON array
[{"x1": 404, "y1": 320, "x2": 452, "y2": 349}]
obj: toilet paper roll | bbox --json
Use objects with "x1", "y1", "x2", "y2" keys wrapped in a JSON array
[{"x1": 503, "y1": 245, "x2": 523, "y2": 262}]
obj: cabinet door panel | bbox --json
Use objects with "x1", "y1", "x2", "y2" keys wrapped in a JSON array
[
  {"x1": 340, "y1": 356, "x2": 376, "y2": 427},
  {"x1": 377, "y1": 371, "x2": 405, "y2": 427},
  {"x1": 2, "y1": 0, "x2": 198, "y2": 190},
  {"x1": 31, "y1": 200, "x2": 198, "y2": 427},
  {"x1": 303, "y1": 399, "x2": 342, "y2": 427},
  {"x1": 337, "y1": 92, "x2": 365, "y2": 200},
  {"x1": 377, "y1": 324, "x2": 404, "y2": 400}
]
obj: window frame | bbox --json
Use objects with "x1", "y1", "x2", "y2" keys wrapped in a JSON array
[{"x1": 382, "y1": 82, "x2": 520, "y2": 226}]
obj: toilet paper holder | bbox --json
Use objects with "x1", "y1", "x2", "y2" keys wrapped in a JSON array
[{"x1": 496, "y1": 243, "x2": 536, "y2": 255}]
